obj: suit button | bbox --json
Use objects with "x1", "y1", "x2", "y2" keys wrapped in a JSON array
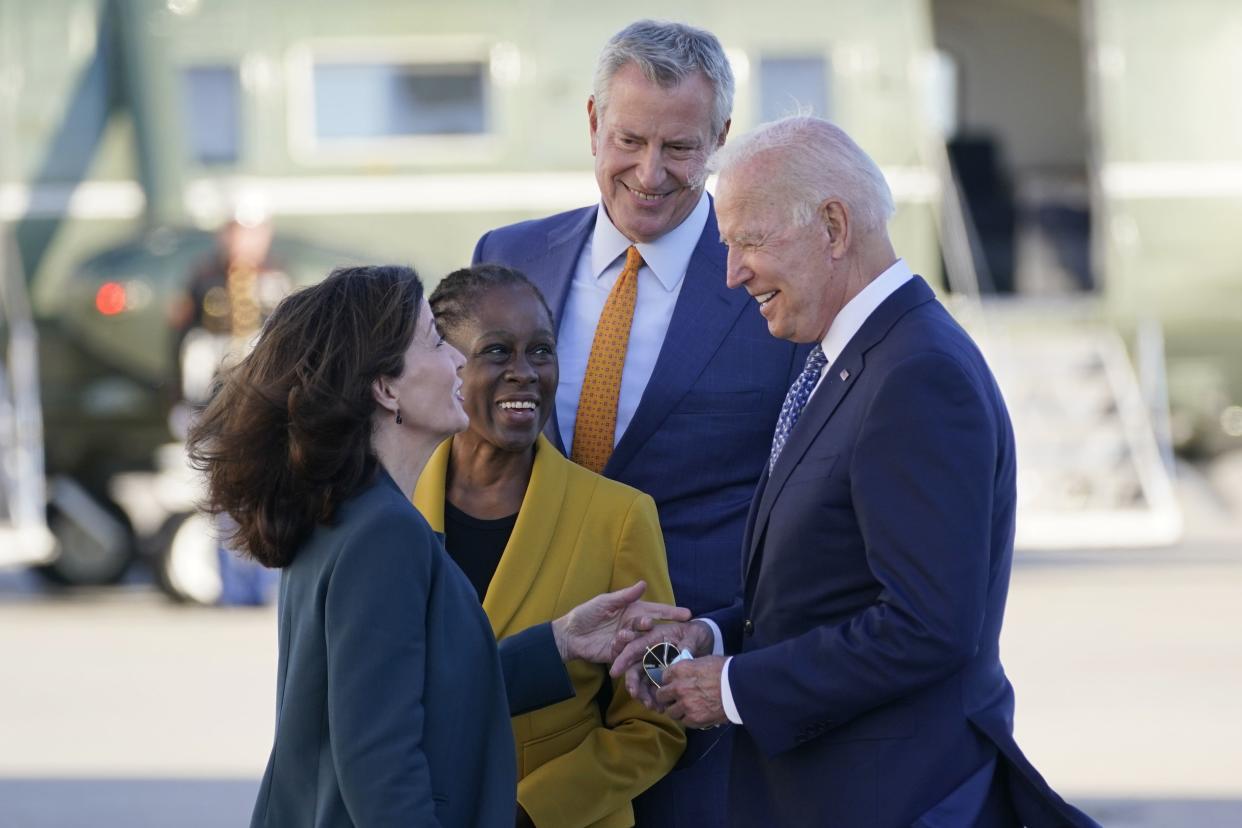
[{"x1": 743, "y1": 619, "x2": 754, "y2": 636}]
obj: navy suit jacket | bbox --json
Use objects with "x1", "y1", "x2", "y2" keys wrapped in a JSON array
[
  {"x1": 251, "y1": 469, "x2": 547, "y2": 828},
  {"x1": 707, "y1": 277, "x2": 1098, "y2": 827},
  {"x1": 474, "y1": 203, "x2": 806, "y2": 617}
]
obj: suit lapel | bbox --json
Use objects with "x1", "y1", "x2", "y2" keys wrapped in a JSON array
[
  {"x1": 481, "y1": 435, "x2": 565, "y2": 637},
  {"x1": 606, "y1": 206, "x2": 750, "y2": 476},
  {"x1": 411, "y1": 435, "x2": 564, "y2": 639},
  {"x1": 740, "y1": 465, "x2": 770, "y2": 590},
  {"x1": 538, "y1": 207, "x2": 597, "y2": 322},
  {"x1": 744, "y1": 276, "x2": 937, "y2": 576},
  {"x1": 744, "y1": 350, "x2": 863, "y2": 577},
  {"x1": 530, "y1": 207, "x2": 596, "y2": 455}
]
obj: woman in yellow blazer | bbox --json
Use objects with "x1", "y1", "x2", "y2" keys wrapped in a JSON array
[{"x1": 416, "y1": 264, "x2": 684, "y2": 828}]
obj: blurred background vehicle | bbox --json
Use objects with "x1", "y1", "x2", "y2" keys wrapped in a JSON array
[{"x1": 1, "y1": 0, "x2": 1238, "y2": 593}]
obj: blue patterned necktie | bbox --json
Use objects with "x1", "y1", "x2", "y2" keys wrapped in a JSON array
[{"x1": 769, "y1": 345, "x2": 828, "y2": 473}]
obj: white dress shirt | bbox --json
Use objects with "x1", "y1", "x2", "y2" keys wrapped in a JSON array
[
  {"x1": 709, "y1": 258, "x2": 915, "y2": 725},
  {"x1": 556, "y1": 192, "x2": 711, "y2": 455}
]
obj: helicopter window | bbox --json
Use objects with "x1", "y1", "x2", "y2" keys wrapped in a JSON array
[
  {"x1": 181, "y1": 65, "x2": 241, "y2": 166},
  {"x1": 311, "y1": 61, "x2": 488, "y2": 140},
  {"x1": 758, "y1": 56, "x2": 831, "y2": 122}
]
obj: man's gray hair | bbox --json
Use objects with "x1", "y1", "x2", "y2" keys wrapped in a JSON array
[
  {"x1": 709, "y1": 116, "x2": 896, "y2": 231},
  {"x1": 593, "y1": 19, "x2": 734, "y2": 141}
]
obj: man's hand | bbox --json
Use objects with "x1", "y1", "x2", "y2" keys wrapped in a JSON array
[
  {"x1": 610, "y1": 618, "x2": 714, "y2": 677},
  {"x1": 656, "y1": 655, "x2": 728, "y2": 729},
  {"x1": 550, "y1": 580, "x2": 692, "y2": 664},
  {"x1": 608, "y1": 619, "x2": 716, "y2": 710}
]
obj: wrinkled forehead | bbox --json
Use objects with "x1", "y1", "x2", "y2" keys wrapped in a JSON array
[{"x1": 599, "y1": 64, "x2": 717, "y2": 134}]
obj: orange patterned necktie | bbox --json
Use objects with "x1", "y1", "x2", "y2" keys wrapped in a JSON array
[{"x1": 571, "y1": 245, "x2": 644, "y2": 473}]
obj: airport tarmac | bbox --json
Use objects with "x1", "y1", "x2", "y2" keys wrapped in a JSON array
[{"x1": 1, "y1": 459, "x2": 1240, "y2": 827}]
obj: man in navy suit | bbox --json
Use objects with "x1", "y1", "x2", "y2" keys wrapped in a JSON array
[
  {"x1": 473, "y1": 20, "x2": 804, "y2": 826},
  {"x1": 613, "y1": 116, "x2": 1100, "y2": 827}
]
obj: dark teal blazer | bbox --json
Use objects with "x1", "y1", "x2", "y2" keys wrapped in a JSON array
[{"x1": 250, "y1": 469, "x2": 569, "y2": 828}]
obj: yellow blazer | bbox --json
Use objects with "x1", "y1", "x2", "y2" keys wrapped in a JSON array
[{"x1": 414, "y1": 434, "x2": 685, "y2": 828}]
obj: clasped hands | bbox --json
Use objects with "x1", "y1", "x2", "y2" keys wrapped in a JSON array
[
  {"x1": 608, "y1": 618, "x2": 729, "y2": 729},
  {"x1": 549, "y1": 582, "x2": 728, "y2": 728},
  {"x1": 550, "y1": 580, "x2": 692, "y2": 664}
]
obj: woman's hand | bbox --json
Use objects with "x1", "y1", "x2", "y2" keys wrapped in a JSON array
[{"x1": 550, "y1": 580, "x2": 692, "y2": 664}]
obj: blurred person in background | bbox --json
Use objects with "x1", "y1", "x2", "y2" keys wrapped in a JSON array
[
  {"x1": 416, "y1": 264, "x2": 684, "y2": 828},
  {"x1": 172, "y1": 216, "x2": 289, "y2": 407},
  {"x1": 187, "y1": 264, "x2": 690, "y2": 827},
  {"x1": 171, "y1": 216, "x2": 290, "y2": 606},
  {"x1": 472, "y1": 21, "x2": 807, "y2": 825}
]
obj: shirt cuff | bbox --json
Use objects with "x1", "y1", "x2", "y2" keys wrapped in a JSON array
[
  {"x1": 692, "y1": 619, "x2": 740, "y2": 724},
  {"x1": 720, "y1": 656, "x2": 743, "y2": 724},
  {"x1": 696, "y1": 618, "x2": 725, "y2": 656}
]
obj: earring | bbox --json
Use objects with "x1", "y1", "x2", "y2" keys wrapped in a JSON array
[{"x1": 395, "y1": 410, "x2": 403, "y2": 425}]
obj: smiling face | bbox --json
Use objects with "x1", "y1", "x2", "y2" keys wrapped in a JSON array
[
  {"x1": 589, "y1": 62, "x2": 725, "y2": 243},
  {"x1": 446, "y1": 285, "x2": 558, "y2": 454},
  {"x1": 387, "y1": 298, "x2": 469, "y2": 441},
  {"x1": 716, "y1": 160, "x2": 843, "y2": 344}
]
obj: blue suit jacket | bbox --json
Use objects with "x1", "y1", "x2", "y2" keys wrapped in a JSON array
[
  {"x1": 474, "y1": 203, "x2": 806, "y2": 617},
  {"x1": 250, "y1": 469, "x2": 525, "y2": 828},
  {"x1": 707, "y1": 277, "x2": 1098, "y2": 828}
]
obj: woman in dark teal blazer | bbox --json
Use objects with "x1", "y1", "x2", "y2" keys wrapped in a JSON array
[{"x1": 188, "y1": 265, "x2": 685, "y2": 828}]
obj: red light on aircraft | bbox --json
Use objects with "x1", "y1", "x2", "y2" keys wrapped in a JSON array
[{"x1": 95, "y1": 282, "x2": 127, "y2": 316}]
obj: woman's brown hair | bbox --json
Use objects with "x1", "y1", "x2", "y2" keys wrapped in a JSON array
[{"x1": 187, "y1": 265, "x2": 424, "y2": 567}]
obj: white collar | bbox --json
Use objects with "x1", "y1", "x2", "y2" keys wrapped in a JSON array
[
  {"x1": 590, "y1": 191, "x2": 710, "y2": 292},
  {"x1": 820, "y1": 259, "x2": 914, "y2": 364}
]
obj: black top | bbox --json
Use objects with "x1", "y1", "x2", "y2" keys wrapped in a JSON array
[{"x1": 443, "y1": 500, "x2": 518, "y2": 603}]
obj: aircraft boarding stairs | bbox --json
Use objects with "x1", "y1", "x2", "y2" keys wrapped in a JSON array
[{"x1": 954, "y1": 301, "x2": 1183, "y2": 550}]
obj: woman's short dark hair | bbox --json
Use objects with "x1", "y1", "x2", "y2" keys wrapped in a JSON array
[
  {"x1": 187, "y1": 265, "x2": 424, "y2": 568},
  {"x1": 429, "y1": 263, "x2": 554, "y2": 343}
]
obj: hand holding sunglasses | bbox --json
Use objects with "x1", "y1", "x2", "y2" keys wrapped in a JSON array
[{"x1": 641, "y1": 641, "x2": 695, "y2": 687}]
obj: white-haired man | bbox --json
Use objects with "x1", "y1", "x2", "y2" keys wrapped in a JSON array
[{"x1": 613, "y1": 116, "x2": 1099, "y2": 828}]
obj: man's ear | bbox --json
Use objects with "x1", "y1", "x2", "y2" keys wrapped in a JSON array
[
  {"x1": 821, "y1": 199, "x2": 851, "y2": 259},
  {"x1": 716, "y1": 118, "x2": 732, "y2": 149},
  {"x1": 587, "y1": 96, "x2": 600, "y2": 157}
]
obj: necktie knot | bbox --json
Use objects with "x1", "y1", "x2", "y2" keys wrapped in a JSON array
[
  {"x1": 623, "y1": 245, "x2": 644, "y2": 276},
  {"x1": 768, "y1": 345, "x2": 828, "y2": 473},
  {"x1": 803, "y1": 345, "x2": 828, "y2": 374}
]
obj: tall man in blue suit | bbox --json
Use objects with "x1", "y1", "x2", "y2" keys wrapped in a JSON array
[
  {"x1": 613, "y1": 116, "x2": 1100, "y2": 827},
  {"x1": 473, "y1": 20, "x2": 804, "y2": 827}
]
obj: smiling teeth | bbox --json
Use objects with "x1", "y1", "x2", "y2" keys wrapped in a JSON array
[
  {"x1": 756, "y1": 291, "x2": 777, "y2": 305},
  {"x1": 626, "y1": 184, "x2": 664, "y2": 201},
  {"x1": 498, "y1": 401, "x2": 537, "y2": 410}
]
